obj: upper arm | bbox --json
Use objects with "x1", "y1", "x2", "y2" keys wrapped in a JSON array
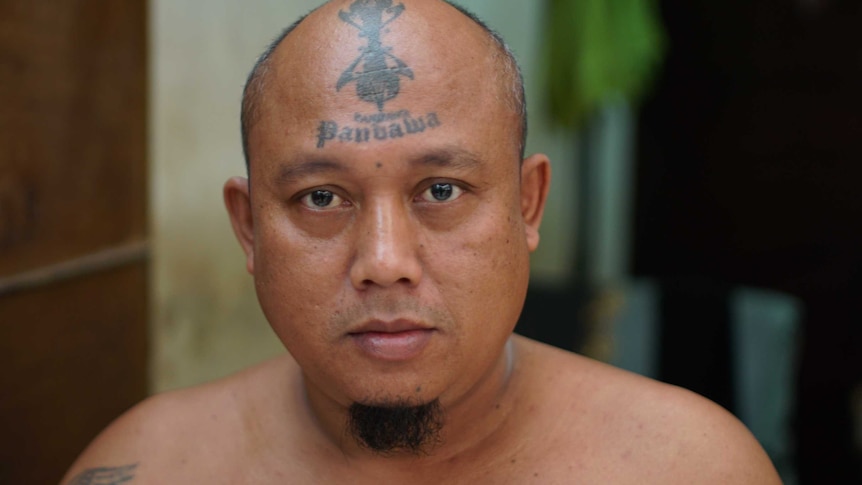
[
  {"x1": 60, "y1": 394, "x2": 180, "y2": 484},
  {"x1": 660, "y1": 387, "x2": 783, "y2": 484}
]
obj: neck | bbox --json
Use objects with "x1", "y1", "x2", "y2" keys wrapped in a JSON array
[{"x1": 301, "y1": 337, "x2": 521, "y2": 465}]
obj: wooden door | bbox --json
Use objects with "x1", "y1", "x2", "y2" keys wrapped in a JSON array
[{"x1": 0, "y1": 1, "x2": 148, "y2": 483}]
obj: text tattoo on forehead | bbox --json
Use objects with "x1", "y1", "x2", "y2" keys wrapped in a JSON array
[
  {"x1": 318, "y1": 1, "x2": 441, "y2": 149},
  {"x1": 240, "y1": 1, "x2": 528, "y2": 168}
]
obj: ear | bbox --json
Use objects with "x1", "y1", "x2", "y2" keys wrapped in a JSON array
[
  {"x1": 520, "y1": 153, "x2": 551, "y2": 252},
  {"x1": 223, "y1": 176, "x2": 256, "y2": 274}
]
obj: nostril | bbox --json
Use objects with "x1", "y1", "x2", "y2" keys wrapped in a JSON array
[{"x1": 351, "y1": 251, "x2": 423, "y2": 289}]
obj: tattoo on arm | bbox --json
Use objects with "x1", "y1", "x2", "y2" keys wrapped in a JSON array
[{"x1": 67, "y1": 463, "x2": 138, "y2": 485}]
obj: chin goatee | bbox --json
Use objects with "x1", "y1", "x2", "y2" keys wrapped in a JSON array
[{"x1": 347, "y1": 398, "x2": 444, "y2": 455}]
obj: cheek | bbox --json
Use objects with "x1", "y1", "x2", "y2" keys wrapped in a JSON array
[
  {"x1": 252, "y1": 213, "x2": 350, "y2": 340},
  {"x1": 426, "y1": 204, "x2": 530, "y2": 325}
]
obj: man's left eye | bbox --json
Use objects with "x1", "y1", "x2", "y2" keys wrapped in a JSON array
[
  {"x1": 300, "y1": 190, "x2": 345, "y2": 209},
  {"x1": 420, "y1": 183, "x2": 463, "y2": 202}
]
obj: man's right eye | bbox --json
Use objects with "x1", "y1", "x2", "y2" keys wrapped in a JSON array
[{"x1": 300, "y1": 190, "x2": 344, "y2": 209}]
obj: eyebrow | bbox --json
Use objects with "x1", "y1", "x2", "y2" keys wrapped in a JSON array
[
  {"x1": 276, "y1": 157, "x2": 346, "y2": 185},
  {"x1": 410, "y1": 147, "x2": 483, "y2": 171},
  {"x1": 275, "y1": 146, "x2": 483, "y2": 185}
]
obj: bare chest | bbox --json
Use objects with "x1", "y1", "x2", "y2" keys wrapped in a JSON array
[{"x1": 238, "y1": 439, "x2": 643, "y2": 485}]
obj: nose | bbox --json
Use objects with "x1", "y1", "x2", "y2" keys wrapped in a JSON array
[{"x1": 349, "y1": 198, "x2": 423, "y2": 290}]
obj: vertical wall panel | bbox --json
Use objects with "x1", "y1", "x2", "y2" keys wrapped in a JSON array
[{"x1": 0, "y1": 0, "x2": 148, "y2": 482}]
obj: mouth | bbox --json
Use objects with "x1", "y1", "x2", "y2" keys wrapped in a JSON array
[{"x1": 348, "y1": 319, "x2": 436, "y2": 362}]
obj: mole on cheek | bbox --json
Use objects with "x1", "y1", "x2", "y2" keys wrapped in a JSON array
[{"x1": 376, "y1": 162, "x2": 383, "y2": 169}]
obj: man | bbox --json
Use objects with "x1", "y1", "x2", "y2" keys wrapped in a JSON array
[{"x1": 64, "y1": 1, "x2": 781, "y2": 483}]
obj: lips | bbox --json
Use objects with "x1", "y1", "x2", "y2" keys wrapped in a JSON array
[{"x1": 348, "y1": 319, "x2": 435, "y2": 361}]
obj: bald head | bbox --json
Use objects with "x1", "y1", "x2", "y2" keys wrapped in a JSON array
[{"x1": 240, "y1": 0, "x2": 526, "y2": 173}]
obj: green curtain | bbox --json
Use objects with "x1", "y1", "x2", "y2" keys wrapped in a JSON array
[{"x1": 544, "y1": 0, "x2": 666, "y2": 128}]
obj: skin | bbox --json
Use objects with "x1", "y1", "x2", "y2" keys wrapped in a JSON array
[{"x1": 63, "y1": 1, "x2": 781, "y2": 483}]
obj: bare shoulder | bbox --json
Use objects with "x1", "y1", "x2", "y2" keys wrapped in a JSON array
[
  {"x1": 514, "y1": 336, "x2": 782, "y2": 484},
  {"x1": 61, "y1": 354, "x2": 299, "y2": 484}
]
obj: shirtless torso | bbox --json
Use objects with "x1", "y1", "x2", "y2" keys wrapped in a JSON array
[
  {"x1": 64, "y1": 336, "x2": 779, "y2": 484},
  {"x1": 65, "y1": 1, "x2": 781, "y2": 482}
]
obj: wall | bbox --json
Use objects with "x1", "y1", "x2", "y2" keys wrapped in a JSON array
[{"x1": 150, "y1": 0, "x2": 576, "y2": 392}]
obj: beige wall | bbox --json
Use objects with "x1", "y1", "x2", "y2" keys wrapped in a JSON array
[{"x1": 150, "y1": 0, "x2": 577, "y2": 392}]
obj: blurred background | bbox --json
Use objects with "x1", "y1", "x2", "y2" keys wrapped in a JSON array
[{"x1": 1, "y1": 0, "x2": 860, "y2": 483}]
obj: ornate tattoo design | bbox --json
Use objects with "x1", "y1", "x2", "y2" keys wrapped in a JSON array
[
  {"x1": 67, "y1": 463, "x2": 138, "y2": 484},
  {"x1": 316, "y1": 0, "x2": 443, "y2": 149},
  {"x1": 336, "y1": 0, "x2": 414, "y2": 111}
]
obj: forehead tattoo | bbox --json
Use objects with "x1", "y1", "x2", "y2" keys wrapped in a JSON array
[
  {"x1": 317, "y1": 1, "x2": 443, "y2": 149},
  {"x1": 242, "y1": 1, "x2": 528, "y2": 167},
  {"x1": 337, "y1": 0, "x2": 414, "y2": 112}
]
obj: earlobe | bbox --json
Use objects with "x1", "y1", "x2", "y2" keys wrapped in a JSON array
[
  {"x1": 223, "y1": 177, "x2": 256, "y2": 274},
  {"x1": 520, "y1": 154, "x2": 551, "y2": 252}
]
